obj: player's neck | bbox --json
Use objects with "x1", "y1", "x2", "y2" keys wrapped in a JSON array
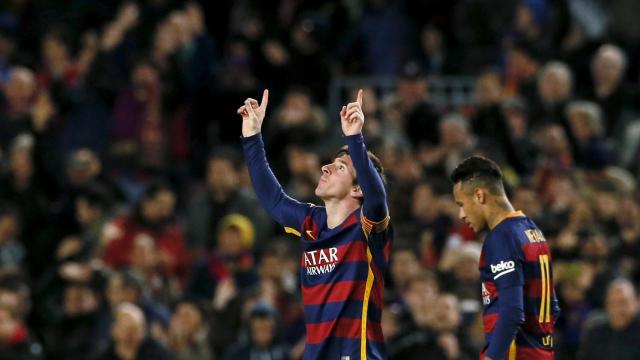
[
  {"x1": 486, "y1": 198, "x2": 516, "y2": 230},
  {"x1": 324, "y1": 198, "x2": 360, "y2": 229}
]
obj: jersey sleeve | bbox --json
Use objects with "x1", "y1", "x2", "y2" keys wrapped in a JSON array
[
  {"x1": 344, "y1": 134, "x2": 389, "y2": 231},
  {"x1": 242, "y1": 133, "x2": 312, "y2": 235},
  {"x1": 483, "y1": 228, "x2": 525, "y2": 290}
]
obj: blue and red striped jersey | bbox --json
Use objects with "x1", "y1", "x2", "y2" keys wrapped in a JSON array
[
  {"x1": 242, "y1": 133, "x2": 392, "y2": 359},
  {"x1": 286, "y1": 205, "x2": 392, "y2": 360},
  {"x1": 479, "y1": 211, "x2": 560, "y2": 360}
]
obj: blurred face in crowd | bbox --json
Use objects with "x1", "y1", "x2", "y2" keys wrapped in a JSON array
[
  {"x1": 207, "y1": 158, "x2": 239, "y2": 195},
  {"x1": 439, "y1": 117, "x2": 469, "y2": 148},
  {"x1": 42, "y1": 34, "x2": 69, "y2": 67},
  {"x1": 512, "y1": 187, "x2": 542, "y2": 219},
  {"x1": 0, "y1": 213, "x2": 18, "y2": 243},
  {"x1": 112, "y1": 305, "x2": 146, "y2": 350},
  {"x1": 433, "y1": 294, "x2": 461, "y2": 332},
  {"x1": 567, "y1": 110, "x2": 592, "y2": 142},
  {"x1": 75, "y1": 197, "x2": 103, "y2": 225},
  {"x1": 280, "y1": 91, "x2": 312, "y2": 125},
  {"x1": 3, "y1": 67, "x2": 35, "y2": 110},
  {"x1": 170, "y1": 302, "x2": 203, "y2": 339},
  {"x1": 475, "y1": 72, "x2": 503, "y2": 106},
  {"x1": 452, "y1": 251, "x2": 480, "y2": 282},
  {"x1": 131, "y1": 234, "x2": 158, "y2": 272},
  {"x1": 390, "y1": 249, "x2": 421, "y2": 289},
  {"x1": 251, "y1": 315, "x2": 276, "y2": 347},
  {"x1": 606, "y1": 281, "x2": 638, "y2": 330},
  {"x1": 132, "y1": 63, "x2": 160, "y2": 101},
  {"x1": 405, "y1": 275, "x2": 439, "y2": 327},
  {"x1": 592, "y1": 46, "x2": 625, "y2": 89},
  {"x1": 538, "y1": 66, "x2": 572, "y2": 105},
  {"x1": 64, "y1": 285, "x2": 98, "y2": 316},
  {"x1": 107, "y1": 275, "x2": 139, "y2": 308},
  {"x1": 453, "y1": 182, "x2": 487, "y2": 233},
  {"x1": 141, "y1": 188, "x2": 175, "y2": 223},
  {"x1": 0, "y1": 307, "x2": 19, "y2": 343},
  {"x1": 315, "y1": 154, "x2": 361, "y2": 202},
  {"x1": 67, "y1": 149, "x2": 101, "y2": 186},
  {"x1": 412, "y1": 182, "x2": 439, "y2": 221},
  {"x1": 286, "y1": 146, "x2": 319, "y2": 177},
  {"x1": 218, "y1": 226, "x2": 245, "y2": 255},
  {"x1": 259, "y1": 253, "x2": 282, "y2": 281},
  {"x1": 9, "y1": 147, "x2": 33, "y2": 183}
]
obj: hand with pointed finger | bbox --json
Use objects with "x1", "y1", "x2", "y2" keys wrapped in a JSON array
[
  {"x1": 237, "y1": 89, "x2": 269, "y2": 137},
  {"x1": 340, "y1": 89, "x2": 364, "y2": 136}
]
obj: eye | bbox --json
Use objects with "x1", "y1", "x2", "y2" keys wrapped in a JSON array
[{"x1": 338, "y1": 165, "x2": 345, "y2": 171}]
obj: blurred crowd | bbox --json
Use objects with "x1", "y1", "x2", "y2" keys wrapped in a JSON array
[{"x1": 0, "y1": 0, "x2": 640, "y2": 359}]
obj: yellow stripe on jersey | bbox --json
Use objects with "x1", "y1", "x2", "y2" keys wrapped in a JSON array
[
  {"x1": 360, "y1": 245, "x2": 374, "y2": 360},
  {"x1": 284, "y1": 227, "x2": 301, "y2": 237},
  {"x1": 508, "y1": 339, "x2": 517, "y2": 360},
  {"x1": 538, "y1": 254, "x2": 552, "y2": 323}
]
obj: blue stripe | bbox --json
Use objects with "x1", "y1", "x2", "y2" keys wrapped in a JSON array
[
  {"x1": 303, "y1": 337, "x2": 387, "y2": 360},
  {"x1": 301, "y1": 261, "x2": 370, "y2": 288},
  {"x1": 303, "y1": 300, "x2": 382, "y2": 324}
]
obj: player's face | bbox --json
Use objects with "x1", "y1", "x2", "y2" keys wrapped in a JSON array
[
  {"x1": 453, "y1": 182, "x2": 487, "y2": 232},
  {"x1": 315, "y1": 155, "x2": 359, "y2": 200}
]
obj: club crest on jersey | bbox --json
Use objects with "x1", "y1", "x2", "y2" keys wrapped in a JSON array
[
  {"x1": 490, "y1": 260, "x2": 515, "y2": 279},
  {"x1": 304, "y1": 247, "x2": 338, "y2": 275}
]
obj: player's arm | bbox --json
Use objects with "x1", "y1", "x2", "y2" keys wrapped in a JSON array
[
  {"x1": 341, "y1": 89, "x2": 388, "y2": 225},
  {"x1": 483, "y1": 231, "x2": 525, "y2": 360},
  {"x1": 239, "y1": 90, "x2": 312, "y2": 230}
]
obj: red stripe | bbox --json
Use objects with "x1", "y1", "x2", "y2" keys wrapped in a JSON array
[
  {"x1": 306, "y1": 318, "x2": 384, "y2": 344},
  {"x1": 306, "y1": 318, "x2": 361, "y2": 344},
  {"x1": 524, "y1": 279, "x2": 543, "y2": 297},
  {"x1": 366, "y1": 320, "x2": 384, "y2": 342},
  {"x1": 302, "y1": 281, "x2": 366, "y2": 305},
  {"x1": 514, "y1": 346, "x2": 554, "y2": 360},
  {"x1": 483, "y1": 313, "x2": 498, "y2": 333},
  {"x1": 479, "y1": 250, "x2": 486, "y2": 267},
  {"x1": 521, "y1": 315, "x2": 554, "y2": 334},
  {"x1": 522, "y1": 243, "x2": 551, "y2": 261}
]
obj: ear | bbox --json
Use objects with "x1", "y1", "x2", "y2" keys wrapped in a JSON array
[
  {"x1": 350, "y1": 185, "x2": 363, "y2": 199},
  {"x1": 473, "y1": 188, "x2": 486, "y2": 205}
]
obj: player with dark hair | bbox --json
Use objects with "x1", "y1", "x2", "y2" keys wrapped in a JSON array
[
  {"x1": 451, "y1": 156, "x2": 560, "y2": 360},
  {"x1": 238, "y1": 89, "x2": 392, "y2": 359}
]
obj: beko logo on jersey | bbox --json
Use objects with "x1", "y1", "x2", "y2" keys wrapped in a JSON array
[
  {"x1": 304, "y1": 248, "x2": 338, "y2": 275},
  {"x1": 490, "y1": 260, "x2": 515, "y2": 279}
]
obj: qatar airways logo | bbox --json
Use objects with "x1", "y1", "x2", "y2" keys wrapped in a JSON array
[
  {"x1": 490, "y1": 260, "x2": 516, "y2": 280},
  {"x1": 304, "y1": 248, "x2": 339, "y2": 276}
]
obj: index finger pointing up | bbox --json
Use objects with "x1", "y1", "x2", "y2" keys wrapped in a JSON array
[
  {"x1": 356, "y1": 89, "x2": 363, "y2": 106},
  {"x1": 260, "y1": 89, "x2": 269, "y2": 111}
]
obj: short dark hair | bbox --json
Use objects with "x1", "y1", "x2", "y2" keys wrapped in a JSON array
[
  {"x1": 335, "y1": 146, "x2": 386, "y2": 186},
  {"x1": 450, "y1": 156, "x2": 504, "y2": 195}
]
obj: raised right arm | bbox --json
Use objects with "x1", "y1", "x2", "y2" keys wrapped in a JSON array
[{"x1": 239, "y1": 90, "x2": 312, "y2": 231}]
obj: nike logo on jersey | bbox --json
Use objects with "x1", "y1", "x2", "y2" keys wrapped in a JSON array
[{"x1": 490, "y1": 260, "x2": 515, "y2": 279}]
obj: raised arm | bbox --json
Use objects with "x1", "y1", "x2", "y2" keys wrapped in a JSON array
[
  {"x1": 238, "y1": 90, "x2": 312, "y2": 231},
  {"x1": 341, "y1": 89, "x2": 388, "y2": 223}
]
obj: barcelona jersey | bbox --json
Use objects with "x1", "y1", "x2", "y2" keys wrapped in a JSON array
[
  {"x1": 479, "y1": 211, "x2": 560, "y2": 360},
  {"x1": 243, "y1": 133, "x2": 392, "y2": 360}
]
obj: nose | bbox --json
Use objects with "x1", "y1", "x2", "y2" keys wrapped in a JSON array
[
  {"x1": 458, "y1": 207, "x2": 466, "y2": 221},
  {"x1": 321, "y1": 164, "x2": 331, "y2": 175}
]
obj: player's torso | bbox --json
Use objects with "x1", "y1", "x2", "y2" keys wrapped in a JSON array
[
  {"x1": 479, "y1": 216, "x2": 555, "y2": 356},
  {"x1": 299, "y1": 208, "x2": 388, "y2": 360}
]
